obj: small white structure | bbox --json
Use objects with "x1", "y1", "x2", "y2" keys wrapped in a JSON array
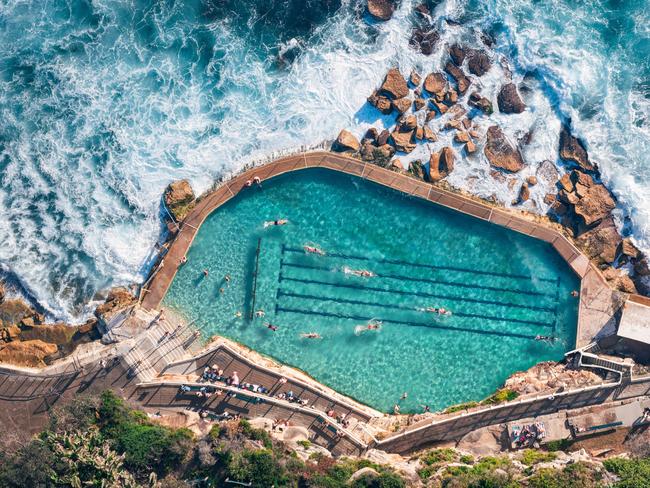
[{"x1": 617, "y1": 296, "x2": 650, "y2": 345}]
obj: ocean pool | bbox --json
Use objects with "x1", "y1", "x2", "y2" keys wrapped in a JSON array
[{"x1": 163, "y1": 169, "x2": 580, "y2": 413}]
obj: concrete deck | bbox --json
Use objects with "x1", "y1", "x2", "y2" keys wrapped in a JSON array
[{"x1": 141, "y1": 151, "x2": 625, "y2": 348}]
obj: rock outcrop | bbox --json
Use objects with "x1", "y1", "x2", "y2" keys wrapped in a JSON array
[
  {"x1": 367, "y1": 91, "x2": 393, "y2": 114},
  {"x1": 559, "y1": 125, "x2": 595, "y2": 171},
  {"x1": 95, "y1": 287, "x2": 136, "y2": 325},
  {"x1": 367, "y1": 0, "x2": 394, "y2": 20},
  {"x1": 409, "y1": 28, "x2": 440, "y2": 55},
  {"x1": 333, "y1": 129, "x2": 360, "y2": 152},
  {"x1": 466, "y1": 49, "x2": 491, "y2": 76},
  {"x1": 391, "y1": 97, "x2": 411, "y2": 114},
  {"x1": 390, "y1": 129, "x2": 416, "y2": 153},
  {"x1": 468, "y1": 92, "x2": 493, "y2": 114},
  {"x1": 557, "y1": 169, "x2": 616, "y2": 228},
  {"x1": 409, "y1": 70, "x2": 421, "y2": 86},
  {"x1": 575, "y1": 217, "x2": 622, "y2": 265},
  {"x1": 380, "y1": 68, "x2": 409, "y2": 99},
  {"x1": 428, "y1": 147, "x2": 455, "y2": 181},
  {"x1": 423, "y1": 72, "x2": 447, "y2": 98},
  {"x1": 444, "y1": 62, "x2": 471, "y2": 94},
  {"x1": 449, "y1": 44, "x2": 467, "y2": 66},
  {"x1": 0, "y1": 340, "x2": 58, "y2": 368},
  {"x1": 164, "y1": 180, "x2": 195, "y2": 221},
  {"x1": 497, "y1": 83, "x2": 526, "y2": 114},
  {"x1": 484, "y1": 126, "x2": 525, "y2": 172}
]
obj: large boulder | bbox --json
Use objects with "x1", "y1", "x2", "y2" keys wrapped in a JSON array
[
  {"x1": 449, "y1": 44, "x2": 467, "y2": 66},
  {"x1": 367, "y1": 91, "x2": 393, "y2": 114},
  {"x1": 576, "y1": 217, "x2": 622, "y2": 265},
  {"x1": 0, "y1": 299, "x2": 35, "y2": 328},
  {"x1": 409, "y1": 27, "x2": 440, "y2": 55},
  {"x1": 19, "y1": 323, "x2": 78, "y2": 345},
  {"x1": 164, "y1": 180, "x2": 195, "y2": 221},
  {"x1": 333, "y1": 129, "x2": 360, "y2": 152},
  {"x1": 559, "y1": 125, "x2": 595, "y2": 171},
  {"x1": 391, "y1": 97, "x2": 411, "y2": 114},
  {"x1": 484, "y1": 126, "x2": 525, "y2": 172},
  {"x1": 390, "y1": 129, "x2": 416, "y2": 153},
  {"x1": 428, "y1": 147, "x2": 455, "y2": 181},
  {"x1": 0, "y1": 340, "x2": 58, "y2": 368},
  {"x1": 467, "y1": 49, "x2": 491, "y2": 76},
  {"x1": 367, "y1": 0, "x2": 394, "y2": 20},
  {"x1": 380, "y1": 68, "x2": 409, "y2": 99},
  {"x1": 444, "y1": 62, "x2": 471, "y2": 94},
  {"x1": 468, "y1": 92, "x2": 493, "y2": 114},
  {"x1": 497, "y1": 83, "x2": 526, "y2": 114},
  {"x1": 573, "y1": 183, "x2": 616, "y2": 227},
  {"x1": 423, "y1": 72, "x2": 448, "y2": 98},
  {"x1": 95, "y1": 287, "x2": 136, "y2": 324}
]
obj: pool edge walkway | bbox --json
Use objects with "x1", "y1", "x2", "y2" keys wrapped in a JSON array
[{"x1": 140, "y1": 151, "x2": 629, "y2": 349}]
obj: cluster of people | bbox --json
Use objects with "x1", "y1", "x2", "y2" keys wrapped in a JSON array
[
  {"x1": 179, "y1": 384, "x2": 220, "y2": 399},
  {"x1": 277, "y1": 390, "x2": 309, "y2": 406},
  {"x1": 511, "y1": 422, "x2": 546, "y2": 448},
  {"x1": 327, "y1": 409, "x2": 351, "y2": 428}
]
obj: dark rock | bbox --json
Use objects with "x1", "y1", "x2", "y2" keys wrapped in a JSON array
[
  {"x1": 333, "y1": 129, "x2": 361, "y2": 152},
  {"x1": 409, "y1": 28, "x2": 440, "y2": 55},
  {"x1": 414, "y1": 3, "x2": 430, "y2": 18},
  {"x1": 390, "y1": 129, "x2": 416, "y2": 153},
  {"x1": 367, "y1": 0, "x2": 395, "y2": 21},
  {"x1": 559, "y1": 125, "x2": 595, "y2": 171},
  {"x1": 413, "y1": 98, "x2": 426, "y2": 111},
  {"x1": 430, "y1": 99, "x2": 448, "y2": 115},
  {"x1": 380, "y1": 68, "x2": 409, "y2": 99},
  {"x1": 400, "y1": 115, "x2": 417, "y2": 131},
  {"x1": 468, "y1": 92, "x2": 493, "y2": 114},
  {"x1": 543, "y1": 193, "x2": 557, "y2": 205},
  {"x1": 444, "y1": 62, "x2": 471, "y2": 94},
  {"x1": 94, "y1": 287, "x2": 136, "y2": 324},
  {"x1": 484, "y1": 125, "x2": 525, "y2": 172},
  {"x1": 518, "y1": 183, "x2": 530, "y2": 203},
  {"x1": 467, "y1": 50, "x2": 491, "y2": 76},
  {"x1": 497, "y1": 83, "x2": 526, "y2": 114},
  {"x1": 364, "y1": 127, "x2": 379, "y2": 143},
  {"x1": 449, "y1": 44, "x2": 467, "y2": 66},
  {"x1": 409, "y1": 159, "x2": 426, "y2": 179},
  {"x1": 368, "y1": 91, "x2": 393, "y2": 114},
  {"x1": 377, "y1": 129, "x2": 391, "y2": 146}
]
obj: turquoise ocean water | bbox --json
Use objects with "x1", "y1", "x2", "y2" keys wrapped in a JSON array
[
  {"x1": 0, "y1": 0, "x2": 647, "y2": 322},
  {"x1": 163, "y1": 169, "x2": 579, "y2": 412}
]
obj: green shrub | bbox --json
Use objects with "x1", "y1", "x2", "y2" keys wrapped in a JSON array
[
  {"x1": 298, "y1": 439, "x2": 312, "y2": 449},
  {"x1": 421, "y1": 448, "x2": 457, "y2": 466},
  {"x1": 460, "y1": 454, "x2": 474, "y2": 464},
  {"x1": 482, "y1": 389, "x2": 519, "y2": 405},
  {"x1": 0, "y1": 439, "x2": 58, "y2": 488},
  {"x1": 604, "y1": 457, "x2": 650, "y2": 488},
  {"x1": 239, "y1": 419, "x2": 272, "y2": 448},
  {"x1": 546, "y1": 438, "x2": 573, "y2": 452},
  {"x1": 443, "y1": 401, "x2": 480, "y2": 414},
  {"x1": 520, "y1": 449, "x2": 557, "y2": 466},
  {"x1": 208, "y1": 424, "x2": 221, "y2": 440},
  {"x1": 528, "y1": 462, "x2": 602, "y2": 488},
  {"x1": 227, "y1": 448, "x2": 288, "y2": 487},
  {"x1": 350, "y1": 471, "x2": 406, "y2": 488}
]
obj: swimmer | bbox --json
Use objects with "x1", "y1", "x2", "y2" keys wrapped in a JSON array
[
  {"x1": 300, "y1": 332, "x2": 322, "y2": 339},
  {"x1": 422, "y1": 306, "x2": 452, "y2": 315},
  {"x1": 234, "y1": 311, "x2": 242, "y2": 318},
  {"x1": 180, "y1": 256, "x2": 187, "y2": 264},
  {"x1": 245, "y1": 179, "x2": 253, "y2": 187},
  {"x1": 571, "y1": 290, "x2": 579, "y2": 297},
  {"x1": 265, "y1": 322, "x2": 279, "y2": 331},
  {"x1": 264, "y1": 219, "x2": 289, "y2": 228},
  {"x1": 304, "y1": 245, "x2": 326, "y2": 255},
  {"x1": 535, "y1": 335, "x2": 555, "y2": 342},
  {"x1": 225, "y1": 274, "x2": 231, "y2": 283},
  {"x1": 401, "y1": 392, "x2": 408, "y2": 400},
  {"x1": 343, "y1": 266, "x2": 375, "y2": 277},
  {"x1": 253, "y1": 176, "x2": 261, "y2": 186},
  {"x1": 255, "y1": 310, "x2": 265, "y2": 318},
  {"x1": 203, "y1": 269, "x2": 209, "y2": 277},
  {"x1": 354, "y1": 319, "x2": 383, "y2": 335},
  {"x1": 219, "y1": 288, "x2": 224, "y2": 294}
]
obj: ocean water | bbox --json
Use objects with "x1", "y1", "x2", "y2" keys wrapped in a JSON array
[
  {"x1": 163, "y1": 169, "x2": 579, "y2": 412},
  {"x1": 0, "y1": 0, "x2": 647, "y2": 321}
]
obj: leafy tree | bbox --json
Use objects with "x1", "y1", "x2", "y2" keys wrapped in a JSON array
[{"x1": 604, "y1": 457, "x2": 650, "y2": 488}]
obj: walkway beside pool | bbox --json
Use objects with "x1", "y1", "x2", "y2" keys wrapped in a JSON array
[{"x1": 141, "y1": 151, "x2": 629, "y2": 349}]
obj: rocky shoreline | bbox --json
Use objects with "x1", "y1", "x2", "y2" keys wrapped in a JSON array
[{"x1": 334, "y1": 3, "x2": 649, "y2": 298}]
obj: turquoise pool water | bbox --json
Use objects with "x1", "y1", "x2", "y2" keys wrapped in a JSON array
[{"x1": 163, "y1": 169, "x2": 579, "y2": 413}]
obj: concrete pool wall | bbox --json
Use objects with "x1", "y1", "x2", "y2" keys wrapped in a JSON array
[{"x1": 140, "y1": 151, "x2": 625, "y2": 349}]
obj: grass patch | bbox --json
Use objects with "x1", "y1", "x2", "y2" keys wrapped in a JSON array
[
  {"x1": 520, "y1": 449, "x2": 557, "y2": 466},
  {"x1": 443, "y1": 401, "x2": 479, "y2": 414}
]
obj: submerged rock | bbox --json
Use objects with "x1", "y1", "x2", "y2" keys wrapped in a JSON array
[
  {"x1": 444, "y1": 62, "x2": 471, "y2": 94},
  {"x1": 333, "y1": 129, "x2": 360, "y2": 152},
  {"x1": 449, "y1": 44, "x2": 467, "y2": 66},
  {"x1": 409, "y1": 27, "x2": 440, "y2": 55},
  {"x1": 367, "y1": 0, "x2": 395, "y2": 21},
  {"x1": 484, "y1": 126, "x2": 525, "y2": 172},
  {"x1": 468, "y1": 92, "x2": 493, "y2": 114},
  {"x1": 367, "y1": 91, "x2": 393, "y2": 114},
  {"x1": 467, "y1": 49, "x2": 491, "y2": 76},
  {"x1": 559, "y1": 125, "x2": 595, "y2": 171},
  {"x1": 497, "y1": 83, "x2": 526, "y2": 114},
  {"x1": 164, "y1": 180, "x2": 195, "y2": 221},
  {"x1": 380, "y1": 68, "x2": 409, "y2": 99}
]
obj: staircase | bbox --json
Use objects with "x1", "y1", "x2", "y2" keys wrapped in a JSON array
[
  {"x1": 565, "y1": 343, "x2": 632, "y2": 381},
  {"x1": 121, "y1": 316, "x2": 204, "y2": 382}
]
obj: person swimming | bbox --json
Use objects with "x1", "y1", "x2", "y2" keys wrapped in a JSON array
[
  {"x1": 264, "y1": 219, "x2": 288, "y2": 228},
  {"x1": 421, "y1": 306, "x2": 452, "y2": 315},
  {"x1": 342, "y1": 266, "x2": 375, "y2": 277},
  {"x1": 304, "y1": 244, "x2": 325, "y2": 255},
  {"x1": 535, "y1": 335, "x2": 556, "y2": 342},
  {"x1": 300, "y1": 332, "x2": 322, "y2": 339},
  {"x1": 354, "y1": 319, "x2": 383, "y2": 335},
  {"x1": 265, "y1": 322, "x2": 278, "y2": 332}
]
